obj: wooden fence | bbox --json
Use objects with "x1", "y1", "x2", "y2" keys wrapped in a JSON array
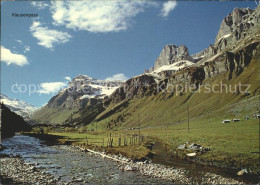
[{"x1": 84, "y1": 134, "x2": 145, "y2": 147}]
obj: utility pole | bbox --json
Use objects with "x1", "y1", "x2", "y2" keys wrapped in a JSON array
[
  {"x1": 138, "y1": 113, "x2": 141, "y2": 145},
  {"x1": 187, "y1": 104, "x2": 190, "y2": 133}
]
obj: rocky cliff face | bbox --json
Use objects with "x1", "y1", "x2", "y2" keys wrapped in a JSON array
[
  {"x1": 197, "y1": 6, "x2": 260, "y2": 64},
  {"x1": 215, "y1": 7, "x2": 255, "y2": 43},
  {"x1": 109, "y1": 74, "x2": 159, "y2": 103},
  {"x1": 109, "y1": 40, "x2": 259, "y2": 105},
  {"x1": 153, "y1": 45, "x2": 194, "y2": 71},
  {"x1": 150, "y1": 6, "x2": 259, "y2": 78}
]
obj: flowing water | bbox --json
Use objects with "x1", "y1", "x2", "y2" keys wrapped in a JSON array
[{"x1": 0, "y1": 134, "x2": 172, "y2": 184}]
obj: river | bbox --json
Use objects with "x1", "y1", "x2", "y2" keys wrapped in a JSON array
[{"x1": 0, "y1": 134, "x2": 173, "y2": 184}]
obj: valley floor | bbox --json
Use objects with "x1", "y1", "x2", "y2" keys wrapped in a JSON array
[{"x1": 27, "y1": 117, "x2": 259, "y2": 184}]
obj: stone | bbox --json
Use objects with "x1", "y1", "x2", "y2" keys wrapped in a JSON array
[
  {"x1": 124, "y1": 165, "x2": 134, "y2": 171},
  {"x1": 237, "y1": 168, "x2": 248, "y2": 176},
  {"x1": 177, "y1": 144, "x2": 186, "y2": 150},
  {"x1": 188, "y1": 143, "x2": 201, "y2": 150},
  {"x1": 186, "y1": 153, "x2": 196, "y2": 157}
]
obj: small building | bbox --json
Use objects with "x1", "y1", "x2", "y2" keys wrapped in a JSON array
[
  {"x1": 222, "y1": 120, "x2": 231, "y2": 123},
  {"x1": 232, "y1": 119, "x2": 240, "y2": 122}
]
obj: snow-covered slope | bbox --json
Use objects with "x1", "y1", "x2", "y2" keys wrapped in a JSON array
[
  {"x1": 0, "y1": 94, "x2": 38, "y2": 120},
  {"x1": 67, "y1": 74, "x2": 123, "y2": 100},
  {"x1": 151, "y1": 60, "x2": 195, "y2": 74}
]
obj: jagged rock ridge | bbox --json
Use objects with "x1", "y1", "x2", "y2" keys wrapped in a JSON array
[{"x1": 148, "y1": 6, "x2": 259, "y2": 77}]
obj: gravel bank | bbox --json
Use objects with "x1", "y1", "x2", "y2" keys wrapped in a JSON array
[
  {"x1": 0, "y1": 155, "x2": 65, "y2": 185},
  {"x1": 0, "y1": 143, "x2": 244, "y2": 185},
  {"x1": 76, "y1": 146, "x2": 244, "y2": 184}
]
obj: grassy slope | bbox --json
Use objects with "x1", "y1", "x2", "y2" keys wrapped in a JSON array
[{"x1": 32, "y1": 107, "x2": 76, "y2": 124}]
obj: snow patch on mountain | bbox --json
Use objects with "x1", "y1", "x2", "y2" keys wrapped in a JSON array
[
  {"x1": 65, "y1": 74, "x2": 123, "y2": 100},
  {"x1": 0, "y1": 94, "x2": 38, "y2": 120},
  {"x1": 216, "y1": 33, "x2": 231, "y2": 43},
  {"x1": 151, "y1": 60, "x2": 194, "y2": 74}
]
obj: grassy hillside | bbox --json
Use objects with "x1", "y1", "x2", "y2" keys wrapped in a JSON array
[{"x1": 32, "y1": 107, "x2": 77, "y2": 125}]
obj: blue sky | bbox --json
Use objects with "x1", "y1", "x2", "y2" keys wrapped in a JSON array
[{"x1": 1, "y1": 0, "x2": 257, "y2": 107}]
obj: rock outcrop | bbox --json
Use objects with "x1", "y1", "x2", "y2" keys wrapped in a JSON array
[
  {"x1": 152, "y1": 6, "x2": 260, "y2": 78},
  {"x1": 197, "y1": 6, "x2": 260, "y2": 64},
  {"x1": 215, "y1": 7, "x2": 255, "y2": 43},
  {"x1": 153, "y1": 45, "x2": 194, "y2": 71},
  {"x1": 109, "y1": 74, "x2": 158, "y2": 103}
]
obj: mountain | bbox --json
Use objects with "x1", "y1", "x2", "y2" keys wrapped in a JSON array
[
  {"x1": 0, "y1": 103, "x2": 31, "y2": 139},
  {"x1": 0, "y1": 94, "x2": 38, "y2": 121},
  {"x1": 88, "y1": 6, "x2": 260, "y2": 129},
  {"x1": 147, "y1": 6, "x2": 260, "y2": 78},
  {"x1": 32, "y1": 6, "x2": 260, "y2": 129},
  {"x1": 32, "y1": 75, "x2": 123, "y2": 125}
]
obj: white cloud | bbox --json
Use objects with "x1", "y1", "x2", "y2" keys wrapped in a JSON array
[
  {"x1": 38, "y1": 82, "x2": 67, "y2": 95},
  {"x1": 64, "y1": 76, "x2": 71, "y2": 81},
  {"x1": 160, "y1": 1, "x2": 177, "y2": 18},
  {"x1": 31, "y1": 1, "x2": 49, "y2": 9},
  {"x1": 24, "y1": 45, "x2": 30, "y2": 53},
  {"x1": 50, "y1": 1, "x2": 157, "y2": 33},
  {"x1": 30, "y1": 21, "x2": 72, "y2": 50},
  {"x1": 105, "y1": 73, "x2": 128, "y2": 82},
  {"x1": 1, "y1": 46, "x2": 29, "y2": 66}
]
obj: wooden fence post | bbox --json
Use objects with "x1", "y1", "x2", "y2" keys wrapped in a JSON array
[
  {"x1": 111, "y1": 138, "x2": 113, "y2": 147},
  {"x1": 118, "y1": 137, "x2": 121, "y2": 146},
  {"x1": 85, "y1": 136, "x2": 88, "y2": 146},
  {"x1": 124, "y1": 138, "x2": 126, "y2": 146}
]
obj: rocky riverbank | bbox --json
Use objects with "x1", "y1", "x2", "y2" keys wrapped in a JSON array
[
  {"x1": 0, "y1": 154, "x2": 64, "y2": 185},
  {"x1": 73, "y1": 146, "x2": 244, "y2": 184},
  {"x1": 0, "y1": 136, "x2": 251, "y2": 185}
]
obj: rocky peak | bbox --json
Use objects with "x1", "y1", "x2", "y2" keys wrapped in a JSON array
[
  {"x1": 194, "y1": 6, "x2": 259, "y2": 65},
  {"x1": 215, "y1": 7, "x2": 255, "y2": 43},
  {"x1": 154, "y1": 44, "x2": 194, "y2": 70}
]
